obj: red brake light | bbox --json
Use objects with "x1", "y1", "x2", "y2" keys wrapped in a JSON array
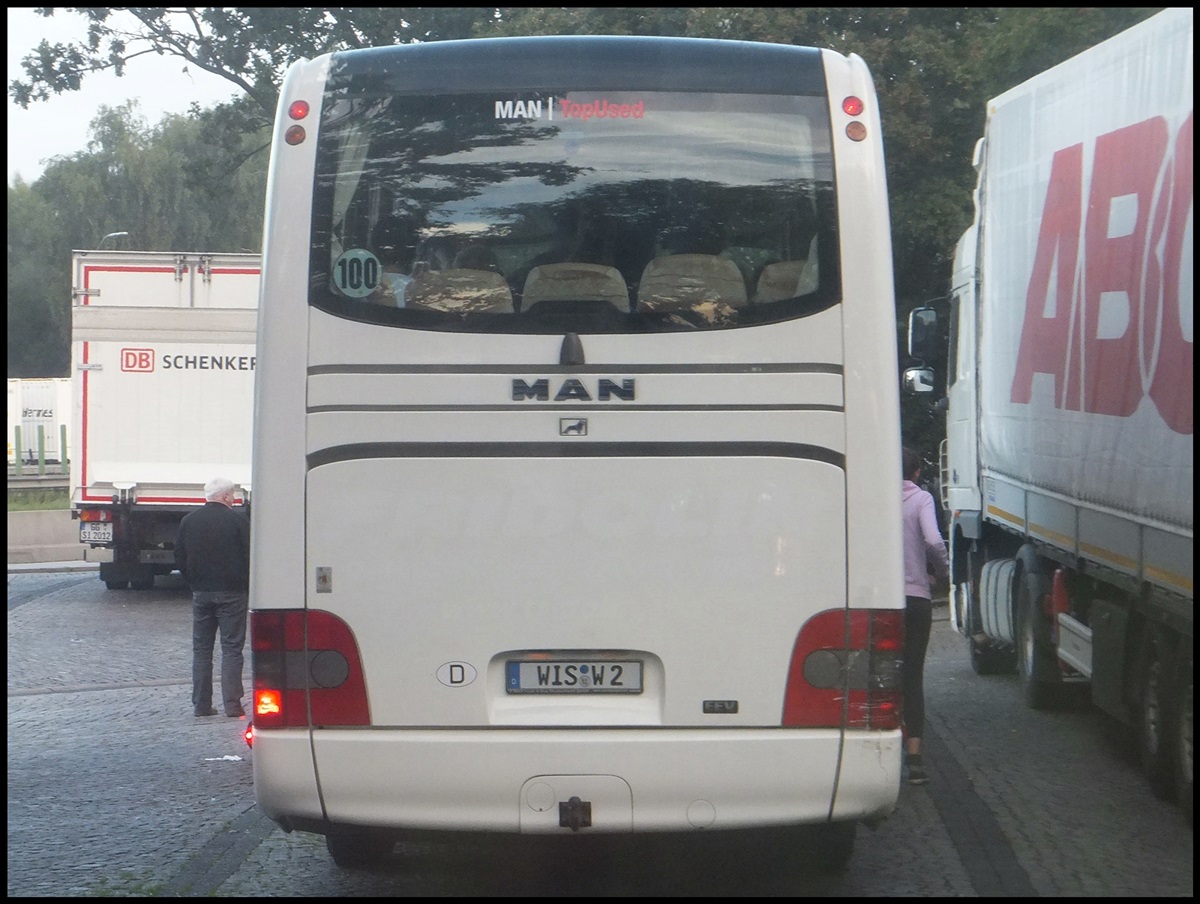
[
  {"x1": 782, "y1": 608, "x2": 904, "y2": 730},
  {"x1": 251, "y1": 609, "x2": 369, "y2": 729},
  {"x1": 288, "y1": 100, "x2": 310, "y2": 120},
  {"x1": 254, "y1": 689, "x2": 282, "y2": 717},
  {"x1": 842, "y1": 96, "x2": 864, "y2": 116}
]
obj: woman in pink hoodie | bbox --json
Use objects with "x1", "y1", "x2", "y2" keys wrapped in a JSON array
[{"x1": 901, "y1": 447, "x2": 950, "y2": 785}]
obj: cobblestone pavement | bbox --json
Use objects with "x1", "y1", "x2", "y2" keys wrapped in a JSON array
[
  {"x1": 7, "y1": 570, "x2": 1194, "y2": 896},
  {"x1": 8, "y1": 572, "x2": 253, "y2": 897}
]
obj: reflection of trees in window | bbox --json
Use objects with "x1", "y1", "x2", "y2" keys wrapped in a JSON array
[
  {"x1": 470, "y1": 177, "x2": 827, "y2": 283},
  {"x1": 318, "y1": 94, "x2": 589, "y2": 244},
  {"x1": 309, "y1": 86, "x2": 842, "y2": 329}
]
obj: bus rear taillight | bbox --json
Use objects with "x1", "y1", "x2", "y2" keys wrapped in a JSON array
[
  {"x1": 251, "y1": 609, "x2": 370, "y2": 729},
  {"x1": 782, "y1": 608, "x2": 904, "y2": 730}
]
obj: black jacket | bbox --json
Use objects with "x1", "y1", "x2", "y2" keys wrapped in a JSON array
[{"x1": 175, "y1": 502, "x2": 251, "y2": 592}]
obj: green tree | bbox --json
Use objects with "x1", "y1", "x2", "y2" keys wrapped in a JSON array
[
  {"x1": 32, "y1": 99, "x2": 268, "y2": 252},
  {"x1": 6, "y1": 100, "x2": 270, "y2": 377},
  {"x1": 8, "y1": 178, "x2": 67, "y2": 376},
  {"x1": 9, "y1": 7, "x2": 497, "y2": 128}
]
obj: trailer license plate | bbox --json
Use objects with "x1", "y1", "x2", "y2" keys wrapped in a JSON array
[
  {"x1": 506, "y1": 660, "x2": 643, "y2": 694},
  {"x1": 80, "y1": 523, "x2": 113, "y2": 543}
]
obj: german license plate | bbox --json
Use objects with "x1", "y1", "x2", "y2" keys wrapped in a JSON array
[
  {"x1": 506, "y1": 660, "x2": 643, "y2": 694},
  {"x1": 80, "y1": 523, "x2": 113, "y2": 543}
]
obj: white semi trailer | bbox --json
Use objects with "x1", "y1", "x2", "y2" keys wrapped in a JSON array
[
  {"x1": 906, "y1": 8, "x2": 1192, "y2": 823},
  {"x1": 69, "y1": 250, "x2": 260, "y2": 590}
]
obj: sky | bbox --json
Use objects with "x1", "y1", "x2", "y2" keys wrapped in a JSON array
[{"x1": 7, "y1": 7, "x2": 240, "y2": 186}]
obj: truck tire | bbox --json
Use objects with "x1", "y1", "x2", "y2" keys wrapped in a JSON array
[
  {"x1": 325, "y1": 825, "x2": 396, "y2": 869},
  {"x1": 130, "y1": 567, "x2": 155, "y2": 591},
  {"x1": 100, "y1": 562, "x2": 129, "y2": 590},
  {"x1": 963, "y1": 541, "x2": 986, "y2": 637},
  {"x1": 1174, "y1": 650, "x2": 1193, "y2": 827},
  {"x1": 1137, "y1": 631, "x2": 1178, "y2": 801},
  {"x1": 969, "y1": 635, "x2": 1015, "y2": 675},
  {"x1": 1016, "y1": 567, "x2": 1058, "y2": 709},
  {"x1": 951, "y1": 579, "x2": 968, "y2": 635}
]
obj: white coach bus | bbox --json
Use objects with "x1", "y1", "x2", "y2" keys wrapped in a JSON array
[{"x1": 250, "y1": 34, "x2": 905, "y2": 871}]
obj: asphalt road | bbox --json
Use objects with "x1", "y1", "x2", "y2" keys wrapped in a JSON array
[{"x1": 6, "y1": 568, "x2": 1194, "y2": 896}]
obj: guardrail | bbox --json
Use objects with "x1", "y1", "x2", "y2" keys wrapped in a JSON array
[
  {"x1": 8, "y1": 473, "x2": 70, "y2": 491},
  {"x1": 8, "y1": 424, "x2": 69, "y2": 478}
]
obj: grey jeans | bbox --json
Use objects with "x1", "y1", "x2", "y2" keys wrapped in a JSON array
[{"x1": 191, "y1": 591, "x2": 249, "y2": 714}]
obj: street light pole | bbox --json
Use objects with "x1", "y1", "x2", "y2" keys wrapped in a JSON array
[{"x1": 99, "y1": 231, "x2": 129, "y2": 248}]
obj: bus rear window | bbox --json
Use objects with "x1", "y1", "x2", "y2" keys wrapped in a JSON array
[{"x1": 310, "y1": 90, "x2": 839, "y2": 333}]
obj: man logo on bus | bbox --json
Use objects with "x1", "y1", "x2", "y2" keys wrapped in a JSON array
[
  {"x1": 121, "y1": 348, "x2": 155, "y2": 372},
  {"x1": 512, "y1": 378, "x2": 635, "y2": 402},
  {"x1": 494, "y1": 98, "x2": 646, "y2": 122}
]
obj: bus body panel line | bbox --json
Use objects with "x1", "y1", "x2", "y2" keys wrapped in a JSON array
[{"x1": 306, "y1": 441, "x2": 847, "y2": 469}]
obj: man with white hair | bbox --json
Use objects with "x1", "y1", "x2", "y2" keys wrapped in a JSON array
[{"x1": 175, "y1": 476, "x2": 251, "y2": 717}]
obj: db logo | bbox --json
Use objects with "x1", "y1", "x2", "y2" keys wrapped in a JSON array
[{"x1": 121, "y1": 348, "x2": 155, "y2": 372}]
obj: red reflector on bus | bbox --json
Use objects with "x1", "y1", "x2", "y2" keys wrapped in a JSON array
[
  {"x1": 251, "y1": 609, "x2": 370, "y2": 729},
  {"x1": 782, "y1": 608, "x2": 904, "y2": 730},
  {"x1": 284, "y1": 125, "x2": 306, "y2": 145}
]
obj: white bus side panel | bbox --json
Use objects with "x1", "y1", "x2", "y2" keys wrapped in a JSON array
[
  {"x1": 306, "y1": 455, "x2": 844, "y2": 727},
  {"x1": 975, "y1": 8, "x2": 1192, "y2": 533},
  {"x1": 255, "y1": 726, "x2": 901, "y2": 832},
  {"x1": 822, "y1": 48, "x2": 904, "y2": 614}
]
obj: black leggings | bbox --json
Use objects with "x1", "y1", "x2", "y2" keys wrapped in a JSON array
[{"x1": 903, "y1": 595, "x2": 933, "y2": 740}]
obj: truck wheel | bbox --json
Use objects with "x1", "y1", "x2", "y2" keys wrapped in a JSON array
[
  {"x1": 130, "y1": 568, "x2": 155, "y2": 591},
  {"x1": 1016, "y1": 568, "x2": 1058, "y2": 709},
  {"x1": 963, "y1": 542, "x2": 986, "y2": 636},
  {"x1": 1174, "y1": 651, "x2": 1193, "y2": 826},
  {"x1": 969, "y1": 635, "x2": 1015, "y2": 675},
  {"x1": 951, "y1": 580, "x2": 968, "y2": 634},
  {"x1": 1137, "y1": 632, "x2": 1178, "y2": 801},
  {"x1": 325, "y1": 825, "x2": 396, "y2": 869}
]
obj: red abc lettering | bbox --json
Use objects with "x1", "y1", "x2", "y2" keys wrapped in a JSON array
[
  {"x1": 1148, "y1": 112, "x2": 1193, "y2": 434},
  {"x1": 1082, "y1": 117, "x2": 1168, "y2": 418},
  {"x1": 1011, "y1": 143, "x2": 1083, "y2": 407},
  {"x1": 1012, "y1": 113, "x2": 1192, "y2": 435}
]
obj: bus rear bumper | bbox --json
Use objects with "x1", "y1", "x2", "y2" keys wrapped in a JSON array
[{"x1": 253, "y1": 727, "x2": 901, "y2": 834}]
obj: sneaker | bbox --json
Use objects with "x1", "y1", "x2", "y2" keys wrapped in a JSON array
[
  {"x1": 226, "y1": 709, "x2": 246, "y2": 718},
  {"x1": 194, "y1": 707, "x2": 219, "y2": 717},
  {"x1": 907, "y1": 756, "x2": 928, "y2": 785}
]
